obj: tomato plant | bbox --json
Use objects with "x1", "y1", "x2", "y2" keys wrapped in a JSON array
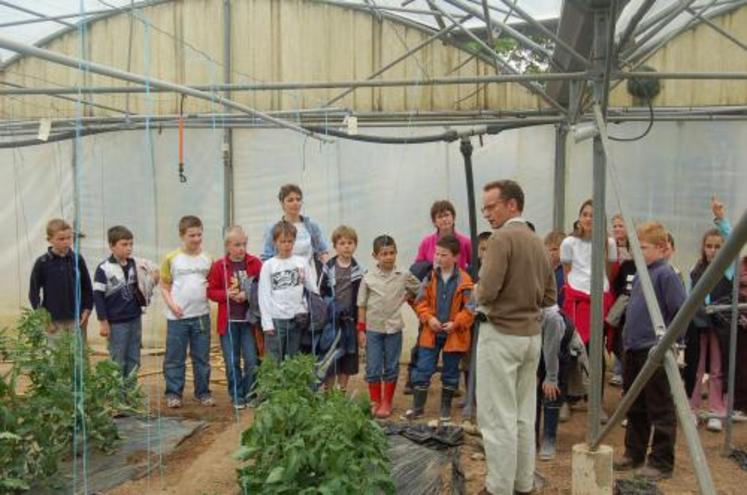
[
  {"x1": 0, "y1": 309, "x2": 143, "y2": 492},
  {"x1": 235, "y1": 355, "x2": 394, "y2": 494}
]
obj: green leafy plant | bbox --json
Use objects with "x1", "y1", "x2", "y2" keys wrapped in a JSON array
[
  {"x1": 0, "y1": 308, "x2": 143, "y2": 492},
  {"x1": 235, "y1": 355, "x2": 394, "y2": 494}
]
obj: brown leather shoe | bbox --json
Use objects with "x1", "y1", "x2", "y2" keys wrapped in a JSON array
[
  {"x1": 613, "y1": 455, "x2": 644, "y2": 471},
  {"x1": 637, "y1": 464, "x2": 673, "y2": 481}
]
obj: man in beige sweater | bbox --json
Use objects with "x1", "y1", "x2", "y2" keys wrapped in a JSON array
[{"x1": 476, "y1": 180, "x2": 556, "y2": 495}]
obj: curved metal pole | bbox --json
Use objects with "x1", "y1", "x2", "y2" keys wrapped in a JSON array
[{"x1": 0, "y1": 34, "x2": 331, "y2": 142}]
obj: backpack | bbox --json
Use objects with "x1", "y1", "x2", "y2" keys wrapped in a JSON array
[
  {"x1": 305, "y1": 288, "x2": 330, "y2": 333},
  {"x1": 240, "y1": 276, "x2": 261, "y2": 326},
  {"x1": 558, "y1": 314, "x2": 579, "y2": 366}
]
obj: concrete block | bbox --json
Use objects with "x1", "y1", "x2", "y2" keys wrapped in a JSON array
[{"x1": 571, "y1": 443, "x2": 613, "y2": 495}]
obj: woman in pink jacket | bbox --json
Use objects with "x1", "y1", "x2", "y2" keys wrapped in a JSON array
[{"x1": 415, "y1": 200, "x2": 472, "y2": 270}]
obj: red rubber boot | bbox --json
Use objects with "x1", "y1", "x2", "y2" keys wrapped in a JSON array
[
  {"x1": 376, "y1": 381, "x2": 397, "y2": 418},
  {"x1": 368, "y1": 382, "x2": 382, "y2": 415}
]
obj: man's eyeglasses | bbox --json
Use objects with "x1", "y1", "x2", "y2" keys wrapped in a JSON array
[{"x1": 480, "y1": 201, "x2": 502, "y2": 214}]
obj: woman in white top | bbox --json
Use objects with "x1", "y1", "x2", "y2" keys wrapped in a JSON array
[
  {"x1": 560, "y1": 199, "x2": 617, "y2": 347},
  {"x1": 261, "y1": 184, "x2": 330, "y2": 277}
]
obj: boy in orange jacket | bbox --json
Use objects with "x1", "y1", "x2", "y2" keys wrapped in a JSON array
[{"x1": 406, "y1": 235, "x2": 475, "y2": 421}]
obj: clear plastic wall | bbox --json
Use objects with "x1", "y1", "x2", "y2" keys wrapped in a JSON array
[{"x1": 1, "y1": 121, "x2": 744, "y2": 348}]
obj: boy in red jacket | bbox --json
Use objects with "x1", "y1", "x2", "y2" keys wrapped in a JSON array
[
  {"x1": 406, "y1": 235, "x2": 475, "y2": 421},
  {"x1": 207, "y1": 226, "x2": 262, "y2": 410}
]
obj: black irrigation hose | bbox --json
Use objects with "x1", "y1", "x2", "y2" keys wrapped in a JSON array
[
  {"x1": 0, "y1": 126, "x2": 125, "y2": 148},
  {"x1": 608, "y1": 98, "x2": 655, "y2": 142},
  {"x1": 302, "y1": 121, "x2": 548, "y2": 145},
  {"x1": 0, "y1": 120, "x2": 550, "y2": 149}
]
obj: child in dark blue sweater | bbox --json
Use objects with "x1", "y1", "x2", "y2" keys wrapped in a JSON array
[
  {"x1": 614, "y1": 221, "x2": 686, "y2": 481},
  {"x1": 29, "y1": 219, "x2": 93, "y2": 342}
]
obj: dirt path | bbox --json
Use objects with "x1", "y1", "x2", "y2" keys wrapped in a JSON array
[{"x1": 106, "y1": 356, "x2": 747, "y2": 494}]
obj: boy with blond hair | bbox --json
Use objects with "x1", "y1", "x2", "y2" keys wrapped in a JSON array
[
  {"x1": 207, "y1": 225, "x2": 263, "y2": 409},
  {"x1": 29, "y1": 218, "x2": 93, "y2": 342},
  {"x1": 614, "y1": 221, "x2": 686, "y2": 480},
  {"x1": 161, "y1": 215, "x2": 214, "y2": 408}
]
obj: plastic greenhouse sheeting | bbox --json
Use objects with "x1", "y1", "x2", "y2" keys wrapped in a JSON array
[
  {"x1": 0, "y1": 121, "x2": 746, "y2": 349},
  {"x1": 34, "y1": 416, "x2": 205, "y2": 495}
]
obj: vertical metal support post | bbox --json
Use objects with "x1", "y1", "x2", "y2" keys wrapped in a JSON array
[
  {"x1": 586, "y1": 7, "x2": 610, "y2": 446},
  {"x1": 222, "y1": 0, "x2": 234, "y2": 228},
  {"x1": 553, "y1": 125, "x2": 567, "y2": 231},
  {"x1": 724, "y1": 259, "x2": 741, "y2": 454},
  {"x1": 461, "y1": 137, "x2": 479, "y2": 418}
]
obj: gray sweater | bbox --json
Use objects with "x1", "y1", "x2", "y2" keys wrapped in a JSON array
[{"x1": 541, "y1": 306, "x2": 564, "y2": 386}]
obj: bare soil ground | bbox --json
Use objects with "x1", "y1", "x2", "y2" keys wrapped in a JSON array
[{"x1": 104, "y1": 354, "x2": 747, "y2": 495}]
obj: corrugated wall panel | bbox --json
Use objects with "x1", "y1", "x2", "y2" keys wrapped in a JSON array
[
  {"x1": 609, "y1": 6, "x2": 747, "y2": 107},
  {"x1": 1, "y1": 0, "x2": 544, "y2": 118}
]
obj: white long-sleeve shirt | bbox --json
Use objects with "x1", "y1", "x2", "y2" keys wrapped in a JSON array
[{"x1": 258, "y1": 255, "x2": 318, "y2": 331}]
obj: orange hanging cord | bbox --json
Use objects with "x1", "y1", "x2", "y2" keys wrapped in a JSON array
[{"x1": 178, "y1": 95, "x2": 187, "y2": 183}]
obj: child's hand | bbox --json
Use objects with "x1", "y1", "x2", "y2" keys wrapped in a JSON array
[
  {"x1": 170, "y1": 304, "x2": 185, "y2": 319},
  {"x1": 542, "y1": 382, "x2": 560, "y2": 401},
  {"x1": 234, "y1": 291, "x2": 247, "y2": 303},
  {"x1": 442, "y1": 322, "x2": 455, "y2": 334},
  {"x1": 80, "y1": 310, "x2": 90, "y2": 330},
  {"x1": 428, "y1": 317, "x2": 442, "y2": 332},
  {"x1": 227, "y1": 287, "x2": 240, "y2": 301},
  {"x1": 711, "y1": 195, "x2": 726, "y2": 220},
  {"x1": 99, "y1": 320, "x2": 110, "y2": 338},
  {"x1": 265, "y1": 329, "x2": 275, "y2": 336},
  {"x1": 357, "y1": 331, "x2": 366, "y2": 348}
]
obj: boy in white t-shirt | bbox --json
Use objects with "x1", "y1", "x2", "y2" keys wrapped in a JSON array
[
  {"x1": 161, "y1": 215, "x2": 214, "y2": 408},
  {"x1": 258, "y1": 221, "x2": 318, "y2": 363}
]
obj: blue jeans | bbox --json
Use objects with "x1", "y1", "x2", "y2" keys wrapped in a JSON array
[
  {"x1": 265, "y1": 318, "x2": 302, "y2": 363},
  {"x1": 108, "y1": 317, "x2": 142, "y2": 380},
  {"x1": 219, "y1": 321, "x2": 258, "y2": 403},
  {"x1": 411, "y1": 333, "x2": 462, "y2": 389},
  {"x1": 164, "y1": 314, "x2": 211, "y2": 399},
  {"x1": 365, "y1": 331, "x2": 402, "y2": 383}
]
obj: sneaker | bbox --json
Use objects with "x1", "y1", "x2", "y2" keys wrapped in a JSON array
[
  {"x1": 609, "y1": 374, "x2": 623, "y2": 387},
  {"x1": 233, "y1": 399, "x2": 247, "y2": 410},
  {"x1": 732, "y1": 410, "x2": 747, "y2": 422},
  {"x1": 559, "y1": 402, "x2": 571, "y2": 422},
  {"x1": 198, "y1": 395, "x2": 216, "y2": 407},
  {"x1": 707, "y1": 417, "x2": 723, "y2": 432},
  {"x1": 613, "y1": 456, "x2": 643, "y2": 471},
  {"x1": 599, "y1": 409, "x2": 609, "y2": 424},
  {"x1": 538, "y1": 438, "x2": 556, "y2": 461},
  {"x1": 637, "y1": 464, "x2": 672, "y2": 481},
  {"x1": 166, "y1": 396, "x2": 183, "y2": 409}
]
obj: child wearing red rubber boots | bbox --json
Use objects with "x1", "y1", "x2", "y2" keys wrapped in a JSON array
[{"x1": 357, "y1": 235, "x2": 421, "y2": 418}]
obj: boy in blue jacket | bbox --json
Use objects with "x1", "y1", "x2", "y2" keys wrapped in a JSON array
[{"x1": 614, "y1": 221, "x2": 686, "y2": 481}]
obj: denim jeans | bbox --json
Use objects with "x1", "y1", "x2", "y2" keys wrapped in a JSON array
[
  {"x1": 164, "y1": 314, "x2": 211, "y2": 399},
  {"x1": 265, "y1": 318, "x2": 302, "y2": 363},
  {"x1": 108, "y1": 316, "x2": 142, "y2": 379},
  {"x1": 365, "y1": 330, "x2": 402, "y2": 383},
  {"x1": 411, "y1": 333, "x2": 462, "y2": 389},
  {"x1": 219, "y1": 321, "x2": 258, "y2": 403}
]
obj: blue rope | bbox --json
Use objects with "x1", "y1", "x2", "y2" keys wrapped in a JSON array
[{"x1": 72, "y1": 1, "x2": 89, "y2": 492}]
